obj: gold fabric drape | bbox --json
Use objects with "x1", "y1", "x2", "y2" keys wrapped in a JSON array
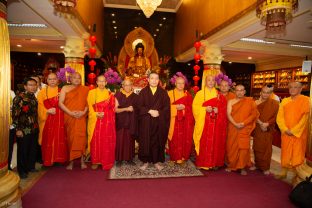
[{"x1": 65, "y1": 58, "x2": 85, "y2": 85}]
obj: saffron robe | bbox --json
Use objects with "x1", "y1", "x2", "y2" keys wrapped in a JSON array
[
  {"x1": 137, "y1": 86, "x2": 170, "y2": 163},
  {"x1": 252, "y1": 98, "x2": 279, "y2": 171},
  {"x1": 38, "y1": 87, "x2": 67, "y2": 166},
  {"x1": 115, "y1": 91, "x2": 138, "y2": 161},
  {"x1": 193, "y1": 88, "x2": 227, "y2": 168},
  {"x1": 225, "y1": 92, "x2": 236, "y2": 101},
  {"x1": 168, "y1": 89, "x2": 194, "y2": 162},
  {"x1": 276, "y1": 95, "x2": 310, "y2": 168},
  {"x1": 87, "y1": 88, "x2": 116, "y2": 170},
  {"x1": 64, "y1": 85, "x2": 89, "y2": 161},
  {"x1": 226, "y1": 97, "x2": 259, "y2": 171}
]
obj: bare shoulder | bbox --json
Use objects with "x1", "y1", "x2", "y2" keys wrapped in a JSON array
[{"x1": 61, "y1": 85, "x2": 73, "y2": 93}]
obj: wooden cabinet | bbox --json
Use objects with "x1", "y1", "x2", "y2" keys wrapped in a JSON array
[{"x1": 251, "y1": 67, "x2": 310, "y2": 98}]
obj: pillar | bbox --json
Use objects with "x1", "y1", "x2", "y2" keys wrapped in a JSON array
[
  {"x1": 200, "y1": 40, "x2": 223, "y2": 89},
  {"x1": 0, "y1": 1, "x2": 21, "y2": 207},
  {"x1": 63, "y1": 37, "x2": 86, "y2": 85}
]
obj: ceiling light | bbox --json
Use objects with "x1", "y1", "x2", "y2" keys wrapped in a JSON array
[
  {"x1": 115, "y1": 36, "x2": 118, "y2": 39},
  {"x1": 153, "y1": 34, "x2": 157, "y2": 37},
  {"x1": 163, "y1": 17, "x2": 166, "y2": 20},
  {"x1": 134, "y1": 26, "x2": 137, "y2": 29},
  {"x1": 248, "y1": 57, "x2": 252, "y2": 60},
  {"x1": 187, "y1": 63, "x2": 191, "y2": 66},
  {"x1": 111, "y1": 13, "x2": 115, "y2": 17},
  {"x1": 8, "y1": 23, "x2": 48, "y2": 28},
  {"x1": 290, "y1": 44, "x2": 312, "y2": 49},
  {"x1": 156, "y1": 28, "x2": 159, "y2": 31},
  {"x1": 113, "y1": 26, "x2": 117, "y2": 29},
  {"x1": 37, "y1": 52, "x2": 42, "y2": 56},
  {"x1": 136, "y1": 0, "x2": 162, "y2": 18},
  {"x1": 114, "y1": 31, "x2": 117, "y2": 34},
  {"x1": 240, "y1": 38, "x2": 275, "y2": 44},
  {"x1": 112, "y1": 20, "x2": 116, "y2": 24},
  {"x1": 159, "y1": 23, "x2": 162, "y2": 27},
  {"x1": 60, "y1": 46, "x2": 64, "y2": 49},
  {"x1": 229, "y1": 62, "x2": 232, "y2": 64},
  {"x1": 16, "y1": 44, "x2": 22, "y2": 47}
]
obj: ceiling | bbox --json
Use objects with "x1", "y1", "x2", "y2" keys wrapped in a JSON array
[{"x1": 6, "y1": 0, "x2": 312, "y2": 67}]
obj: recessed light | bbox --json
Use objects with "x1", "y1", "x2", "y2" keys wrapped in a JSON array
[
  {"x1": 163, "y1": 17, "x2": 166, "y2": 20},
  {"x1": 113, "y1": 26, "x2": 117, "y2": 29},
  {"x1": 37, "y1": 52, "x2": 42, "y2": 56},
  {"x1": 111, "y1": 13, "x2": 115, "y2": 16},
  {"x1": 112, "y1": 20, "x2": 116, "y2": 24},
  {"x1": 134, "y1": 26, "x2": 137, "y2": 29},
  {"x1": 248, "y1": 57, "x2": 252, "y2": 60},
  {"x1": 153, "y1": 34, "x2": 157, "y2": 37},
  {"x1": 159, "y1": 23, "x2": 162, "y2": 27},
  {"x1": 114, "y1": 31, "x2": 117, "y2": 34},
  {"x1": 115, "y1": 36, "x2": 118, "y2": 39},
  {"x1": 187, "y1": 63, "x2": 191, "y2": 66},
  {"x1": 17, "y1": 44, "x2": 22, "y2": 47},
  {"x1": 156, "y1": 28, "x2": 159, "y2": 32},
  {"x1": 229, "y1": 62, "x2": 232, "y2": 64},
  {"x1": 60, "y1": 46, "x2": 64, "y2": 49}
]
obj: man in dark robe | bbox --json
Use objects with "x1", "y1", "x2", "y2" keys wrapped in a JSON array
[
  {"x1": 115, "y1": 79, "x2": 138, "y2": 165},
  {"x1": 137, "y1": 72, "x2": 170, "y2": 171}
]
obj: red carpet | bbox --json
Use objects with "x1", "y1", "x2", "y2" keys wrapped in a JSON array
[{"x1": 22, "y1": 166, "x2": 295, "y2": 208}]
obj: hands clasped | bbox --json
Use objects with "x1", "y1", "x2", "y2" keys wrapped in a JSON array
[{"x1": 148, "y1": 109, "x2": 159, "y2": 117}]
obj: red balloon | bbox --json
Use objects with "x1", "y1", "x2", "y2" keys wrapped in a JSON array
[
  {"x1": 194, "y1": 53, "x2": 201, "y2": 61},
  {"x1": 193, "y1": 75, "x2": 200, "y2": 81},
  {"x1": 88, "y1": 84, "x2": 95, "y2": 90},
  {"x1": 89, "y1": 35, "x2": 97, "y2": 43},
  {"x1": 192, "y1": 86, "x2": 199, "y2": 92}
]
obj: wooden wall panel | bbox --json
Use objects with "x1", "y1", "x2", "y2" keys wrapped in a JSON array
[{"x1": 174, "y1": 0, "x2": 256, "y2": 56}]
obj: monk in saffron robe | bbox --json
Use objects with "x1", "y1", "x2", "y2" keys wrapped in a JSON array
[
  {"x1": 193, "y1": 75, "x2": 227, "y2": 170},
  {"x1": 219, "y1": 80, "x2": 235, "y2": 101},
  {"x1": 38, "y1": 73, "x2": 67, "y2": 166},
  {"x1": 137, "y1": 72, "x2": 170, "y2": 171},
  {"x1": 168, "y1": 76, "x2": 194, "y2": 165},
  {"x1": 59, "y1": 72, "x2": 89, "y2": 170},
  {"x1": 276, "y1": 82, "x2": 310, "y2": 179},
  {"x1": 251, "y1": 85, "x2": 279, "y2": 175},
  {"x1": 226, "y1": 84, "x2": 259, "y2": 175},
  {"x1": 115, "y1": 79, "x2": 138, "y2": 165},
  {"x1": 87, "y1": 75, "x2": 116, "y2": 170}
]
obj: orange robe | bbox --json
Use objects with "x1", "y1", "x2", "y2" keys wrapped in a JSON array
[
  {"x1": 226, "y1": 97, "x2": 259, "y2": 171},
  {"x1": 276, "y1": 95, "x2": 310, "y2": 168},
  {"x1": 224, "y1": 92, "x2": 236, "y2": 101},
  {"x1": 64, "y1": 85, "x2": 89, "y2": 161},
  {"x1": 38, "y1": 87, "x2": 67, "y2": 166},
  {"x1": 252, "y1": 98, "x2": 279, "y2": 171}
]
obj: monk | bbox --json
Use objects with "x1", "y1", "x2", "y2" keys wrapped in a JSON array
[
  {"x1": 87, "y1": 75, "x2": 116, "y2": 170},
  {"x1": 59, "y1": 72, "x2": 89, "y2": 170},
  {"x1": 219, "y1": 80, "x2": 235, "y2": 101},
  {"x1": 137, "y1": 72, "x2": 170, "y2": 171},
  {"x1": 115, "y1": 79, "x2": 138, "y2": 165},
  {"x1": 226, "y1": 84, "x2": 259, "y2": 175},
  {"x1": 193, "y1": 75, "x2": 227, "y2": 170},
  {"x1": 276, "y1": 82, "x2": 310, "y2": 179},
  {"x1": 168, "y1": 76, "x2": 194, "y2": 166},
  {"x1": 251, "y1": 85, "x2": 279, "y2": 175},
  {"x1": 38, "y1": 73, "x2": 67, "y2": 166}
]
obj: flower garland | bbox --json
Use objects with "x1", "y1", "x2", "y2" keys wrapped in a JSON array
[
  {"x1": 215, "y1": 73, "x2": 233, "y2": 86},
  {"x1": 170, "y1": 72, "x2": 188, "y2": 86},
  {"x1": 56, "y1": 66, "x2": 76, "y2": 87}
]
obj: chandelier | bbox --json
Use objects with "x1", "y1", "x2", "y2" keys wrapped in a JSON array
[
  {"x1": 256, "y1": 0, "x2": 298, "y2": 35},
  {"x1": 53, "y1": 0, "x2": 77, "y2": 13},
  {"x1": 136, "y1": 0, "x2": 162, "y2": 18}
]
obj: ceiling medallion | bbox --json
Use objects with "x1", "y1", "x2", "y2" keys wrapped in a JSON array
[{"x1": 136, "y1": 0, "x2": 162, "y2": 18}]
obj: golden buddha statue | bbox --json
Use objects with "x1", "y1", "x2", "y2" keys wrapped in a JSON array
[{"x1": 127, "y1": 43, "x2": 151, "y2": 78}]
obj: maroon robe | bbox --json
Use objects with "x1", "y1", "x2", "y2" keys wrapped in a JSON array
[
  {"x1": 91, "y1": 94, "x2": 116, "y2": 170},
  {"x1": 137, "y1": 86, "x2": 170, "y2": 163},
  {"x1": 196, "y1": 92, "x2": 227, "y2": 168},
  {"x1": 169, "y1": 92, "x2": 194, "y2": 162},
  {"x1": 115, "y1": 91, "x2": 138, "y2": 161},
  {"x1": 42, "y1": 94, "x2": 68, "y2": 166}
]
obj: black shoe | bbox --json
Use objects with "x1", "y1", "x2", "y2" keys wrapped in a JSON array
[
  {"x1": 29, "y1": 168, "x2": 39, "y2": 173},
  {"x1": 19, "y1": 173, "x2": 28, "y2": 179}
]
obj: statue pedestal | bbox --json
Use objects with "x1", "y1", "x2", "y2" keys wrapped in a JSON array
[{"x1": 0, "y1": 171, "x2": 21, "y2": 208}]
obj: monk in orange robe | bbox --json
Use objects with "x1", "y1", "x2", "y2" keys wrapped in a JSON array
[
  {"x1": 87, "y1": 75, "x2": 116, "y2": 170},
  {"x1": 168, "y1": 77, "x2": 194, "y2": 166},
  {"x1": 219, "y1": 80, "x2": 235, "y2": 101},
  {"x1": 250, "y1": 85, "x2": 279, "y2": 175},
  {"x1": 38, "y1": 73, "x2": 67, "y2": 166},
  {"x1": 226, "y1": 84, "x2": 259, "y2": 175},
  {"x1": 59, "y1": 72, "x2": 89, "y2": 170},
  {"x1": 276, "y1": 82, "x2": 310, "y2": 179}
]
